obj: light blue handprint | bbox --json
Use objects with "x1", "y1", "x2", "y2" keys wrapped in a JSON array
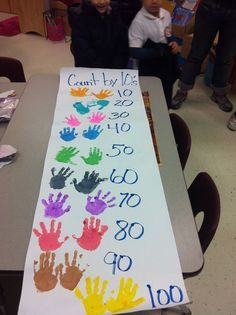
[
  {"x1": 97, "y1": 100, "x2": 109, "y2": 110},
  {"x1": 87, "y1": 100, "x2": 109, "y2": 110},
  {"x1": 59, "y1": 127, "x2": 78, "y2": 142},
  {"x1": 83, "y1": 125, "x2": 103, "y2": 140},
  {"x1": 73, "y1": 102, "x2": 90, "y2": 115}
]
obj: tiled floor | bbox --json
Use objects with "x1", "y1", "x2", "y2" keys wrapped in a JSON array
[{"x1": 0, "y1": 31, "x2": 236, "y2": 315}]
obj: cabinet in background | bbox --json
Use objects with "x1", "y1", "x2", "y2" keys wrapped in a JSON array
[{"x1": 6, "y1": 0, "x2": 47, "y2": 36}]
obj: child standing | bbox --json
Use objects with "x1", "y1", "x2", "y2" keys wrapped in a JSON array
[
  {"x1": 69, "y1": 0, "x2": 129, "y2": 69},
  {"x1": 129, "y1": 0, "x2": 180, "y2": 108}
]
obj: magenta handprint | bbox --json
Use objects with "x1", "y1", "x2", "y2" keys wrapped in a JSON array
[
  {"x1": 65, "y1": 115, "x2": 81, "y2": 127},
  {"x1": 73, "y1": 217, "x2": 108, "y2": 251},
  {"x1": 88, "y1": 112, "x2": 106, "y2": 124},
  {"x1": 42, "y1": 192, "x2": 71, "y2": 218},
  {"x1": 86, "y1": 190, "x2": 116, "y2": 215},
  {"x1": 33, "y1": 220, "x2": 69, "y2": 251}
]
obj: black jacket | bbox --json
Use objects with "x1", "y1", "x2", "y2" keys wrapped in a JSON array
[{"x1": 69, "y1": 6, "x2": 129, "y2": 69}]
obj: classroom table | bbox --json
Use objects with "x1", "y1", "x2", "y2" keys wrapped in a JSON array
[
  {"x1": 0, "y1": 82, "x2": 26, "y2": 141},
  {"x1": 0, "y1": 74, "x2": 203, "y2": 315}
]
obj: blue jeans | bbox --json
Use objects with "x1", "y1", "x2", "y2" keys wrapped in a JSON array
[{"x1": 180, "y1": 0, "x2": 236, "y2": 94}]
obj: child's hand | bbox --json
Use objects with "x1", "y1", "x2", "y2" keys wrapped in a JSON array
[{"x1": 169, "y1": 41, "x2": 181, "y2": 54}]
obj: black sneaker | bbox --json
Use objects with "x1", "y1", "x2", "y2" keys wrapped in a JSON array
[
  {"x1": 171, "y1": 89, "x2": 188, "y2": 109},
  {"x1": 211, "y1": 92, "x2": 233, "y2": 112}
]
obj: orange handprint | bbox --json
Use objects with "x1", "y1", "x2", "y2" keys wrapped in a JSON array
[
  {"x1": 34, "y1": 252, "x2": 58, "y2": 292},
  {"x1": 57, "y1": 251, "x2": 85, "y2": 290},
  {"x1": 70, "y1": 87, "x2": 89, "y2": 97},
  {"x1": 91, "y1": 89, "x2": 113, "y2": 99},
  {"x1": 73, "y1": 216, "x2": 108, "y2": 251},
  {"x1": 74, "y1": 276, "x2": 108, "y2": 315},
  {"x1": 106, "y1": 277, "x2": 145, "y2": 313},
  {"x1": 33, "y1": 220, "x2": 69, "y2": 251}
]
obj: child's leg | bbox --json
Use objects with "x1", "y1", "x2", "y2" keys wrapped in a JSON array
[{"x1": 139, "y1": 53, "x2": 179, "y2": 108}]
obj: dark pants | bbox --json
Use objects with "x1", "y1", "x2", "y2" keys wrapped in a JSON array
[
  {"x1": 180, "y1": 0, "x2": 236, "y2": 94},
  {"x1": 138, "y1": 44, "x2": 179, "y2": 108}
]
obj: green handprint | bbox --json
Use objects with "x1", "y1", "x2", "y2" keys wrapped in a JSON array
[
  {"x1": 81, "y1": 148, "x2": 103, "y2": 165},
  {"x1": 55, "y1": 146, "x2": 80, "y2": 164}
]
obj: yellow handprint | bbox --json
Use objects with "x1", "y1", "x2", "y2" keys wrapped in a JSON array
[
  {"x1": 70, "y1": 87, "x2": 89, "y2": 97},
  {"x1": 74, "y1": 276, "x2": 108, "y2": 315},
  {"x1": 92, "y1": 89, "x2": 113, "y2": 99},
  {"x1": 106, "y1": 277, "x2": 145, "y2": 313}
]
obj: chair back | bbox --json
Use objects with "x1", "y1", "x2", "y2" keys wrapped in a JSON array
[
  {"x1": 0, "y1": 57, "x2": 26, "y2": 82},
  {"x1": 170, "y1": 113, "x2": 191, "y2": 169},
  {"x1": 188, "y1": 172, "x2": 221, "y2": 253}
]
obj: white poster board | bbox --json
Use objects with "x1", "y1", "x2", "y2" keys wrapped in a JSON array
[{"x1": 18, "y1": 68, "x2": 189, "y2": 315}]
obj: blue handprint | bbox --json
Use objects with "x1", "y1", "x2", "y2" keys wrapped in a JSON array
[
  {"x1": 83, "y1": 125, "x2": 103, "y2": 140},
  {"x1": 73, "y1": 102, "x2": 90, "y2": 115},
  {"x1": 59, "y1": 127, "x2": 78, "y2": 142}
]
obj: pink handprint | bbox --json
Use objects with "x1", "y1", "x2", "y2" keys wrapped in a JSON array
[
  {"x1": 33, "y1": 220, "x2": 69, "y2": 251},
  {"x1": 65, "y1": 115, "x2": 81, "y2": 127},
  {"x1": 42, "y1": 192, "x2": 71, "y2": 218},
  {"x1": 86, "y1": 190, "x2": 116, "y2": 215},
  {"x1": 73, "y1": 217, "x2": 108, "y2": 251},
  {"x1": 88, "y1": 112, "x2": 106, "y2": 124}
]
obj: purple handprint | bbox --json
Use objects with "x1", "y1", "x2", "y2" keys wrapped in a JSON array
[
  {"x1": 85, "y1": 190, "x2": 116, "y2": 215},
  {"x1": 42, "y1": 192, "x2": 71, "y2": 218},
  {"x1": 88, "y1": 112, "x2": 106, "y2": 124}
]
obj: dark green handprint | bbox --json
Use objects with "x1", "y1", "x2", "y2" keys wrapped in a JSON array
[
  {"x1": 81, "y1": 147, "x2": 103, "y2": 165},
  {"x1": 55, "y1": 146, "x2": 79, "y2": 164}
]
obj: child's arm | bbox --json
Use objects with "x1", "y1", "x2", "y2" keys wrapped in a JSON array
[
  {"x1": 165, "y1": 12, "x2": 181, "y2": 54},
  {"x1": 129, "y1": 20, "x2": 145, "y2": 48}
]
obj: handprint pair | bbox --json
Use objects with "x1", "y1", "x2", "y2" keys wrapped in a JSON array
[
  {"x1": 65, "y1": 112, "x2": 105, "y2": 127},
  {"x1": 55, "y1": 147, "x2": 102, "y2": 165},
  {"x1": 49, "y1": 170, "x2": 105, "y2": 197},
  {"x1": 70, "y1": 88, "x2": 113, "y2": 100},
  {"x1": 75, "y1": 276, "x2": 145, "y2": 315},
  {"x1": 74, "y1": 100, "x2": 109, "y2": 115},
  {"x1": 33, "y1": 217, "x2": 108, "y2": 252},
  {"x1": 34, "y1": 251, "x2": 85, "y2": 292}
]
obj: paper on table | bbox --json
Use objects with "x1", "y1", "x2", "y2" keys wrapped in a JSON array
[{"x1": 18, "y1": 68, "x2": 189, "y2": 315}]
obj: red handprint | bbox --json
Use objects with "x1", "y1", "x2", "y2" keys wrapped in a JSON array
[
  {"x1": 33, "y1": 220, "x2": 69, "y2": 251},
  {"x1": 73, "y1": 216, "x2": 108, "y2": 251}
]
